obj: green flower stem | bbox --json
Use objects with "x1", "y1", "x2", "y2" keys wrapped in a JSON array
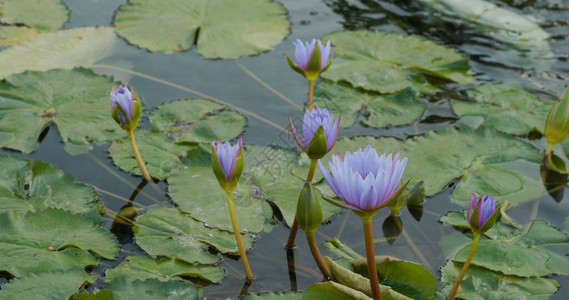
[
  {"x1": 307, "y1": 79, "x2": 315, "y2": 111},
  {"x1": 545, "y1": 141, "x2": 556, "y2": 157},
  {"x1": 286, "y1": 159, "x2": 318, "y2": 248},
  {"x1": 127, "y1": 129, "x2": 152, "y2": 182},
  {"x1": 446, "y1": 233, "x2": 481, "y2": 300},
  {"x1": 226, "y1": 191, "x2": 254, "y2": 281},
  {"x1": 306, "y1": 231, "x2": 334, "y2": 281},
  {"x1": 362, "y1": 217, "x2": 382, "y2": 300}
]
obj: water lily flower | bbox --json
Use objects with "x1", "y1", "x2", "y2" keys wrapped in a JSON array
[
  {"x1": 285, "y1": 39, "x2": 333, "y2": 81},
  {"x1": 110, "y1": 85, "x2": 141, "y2": 131},
  {"x1": 212, "y1": 139, "x2": 244, "y2": 192},
  {"x1": 318, "y1": 146, "x2": 409, "y2": 217},
  {"x1": 290, "y1": 107, "x2": 340, "y2": 160},
  {"x1": 466, "y1": 193, "x2": 500, "y2": 234}
]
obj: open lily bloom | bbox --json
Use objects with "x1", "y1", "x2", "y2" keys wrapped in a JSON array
[
  {"x1": 318, "y1": 145, "x2": 409, "y2": 217},
  {"x1": 467, "y1": 193, "x2": 500, "y2": 234},
  {"x1": 211, "y1": 139, "x2": 244, "y2": 192},
  {"x1": 290, "y1": 107, "x2": 340, "y2": 160},
  {"x1": 285, "y1": 39, "x2": 333, "y2": 80}
]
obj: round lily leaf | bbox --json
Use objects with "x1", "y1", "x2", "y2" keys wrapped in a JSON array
[
  {"x1": 0, "y1": 209, "x2": 119, "y2": 277},
  {"x1": 0, "y1": 269, "x2": 96, "y2": 299},
  {"x1": 0, "y1": 0, "x2": 69, "y2": 32},
  {"x1": 0, "y1": 26, "x2": 38, "y2": 46},
  {"x1": 108, "y1": 130, "x2": 197, "y2": 180},
  {"x1": 0, "y1": 154, "x2": 100, "y2": 220},
  {"x1": 0, "y1": 68, "x2": 125, "y2": 155},
  {"x1": 451, "y1": 84, "x2": 552, "y2": 135},
  {"x1": 314, "y1": 81, "x2": 425, "y2": 128},
  {"x1": 0, "y1": 27, "x2": 121, "y2": 79},
  {"x1": 168, "y1": 147, "x2": 273, "y2": 233},
  {"x1": 114, "y1": 0, "x2": 289, "y2": 58},
  {"x1": 105, "y1": 255, "x2": 225, "y2": 284},
  {"x1": 133, "y1": 207, "x2": 254, "y2": 264},
  {"x1": 108, "y1": 277, "x2": 200, "y2": 300},
  {"x1": 322, "y1": 30, "x2": 471, "y2": 94},
  {"x1": 149, "y1": 99, "x2": 247, "y2": 144}
]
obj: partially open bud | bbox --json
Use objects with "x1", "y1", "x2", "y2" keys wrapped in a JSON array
[
  {"x1": 211, "y1": 139, "x2": 244, "y2": 192},
  {"x1": 284, "y1": 39, "x2": 333, "y2": 81},
  {"x1": 110, "y1": 86, "x2": 141, "y2": 131},
  {"x1": 467, "y1": 193, "x2": 500, "y2": 235},
  {"x1": 545, "y1": 87, "x2": 569, "y2": 154},
  {"x1": 296, "y1": 182, "x2": 323, "y2": 234},
  {"x1": 290, "y1": 107, "x2": 340, "y2": 160}
]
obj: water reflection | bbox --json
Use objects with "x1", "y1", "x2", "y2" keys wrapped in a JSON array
[
  {"x1": 540, "y1": 163, "x2": 569, "y2": 203},
  {"x1": 110, "y1": 179, "x2": 147, "y2": 243}
]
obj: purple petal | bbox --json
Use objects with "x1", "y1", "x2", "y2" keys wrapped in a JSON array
[
  {"x1": 289, "y1": 116, "x2": 306, "y2": 149},
  {"x1": 319, "y1": 40, "x2": 332, "y2": 69}
]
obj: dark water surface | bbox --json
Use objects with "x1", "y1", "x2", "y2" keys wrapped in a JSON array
[{"x1": 3, "y1": 0, "x2": 569, "y2": 298}]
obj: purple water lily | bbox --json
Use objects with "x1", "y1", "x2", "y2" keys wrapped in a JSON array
[
  {"x1": 467, "y1": 193, "x2": 498, "y2": 233},
  {"x1": 110, "y1": 86, "x2": 133, "y2": 125},
  {"x1": 212, "y1": 139, "x2": 244, "y2": 192},
  {"x1": 293, "y1": 39, "x2": 332, "y2": 71},
  {"x1": 318, "y1": 145, "x2": 408, "y2": 213},
  {"x1": 290, "y1": 107, "x2": 339, "y2": 159}
]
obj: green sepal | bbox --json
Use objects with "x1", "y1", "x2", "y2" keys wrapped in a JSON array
[
  {"x1": 469, "y1": 200, "x2": 482, "y2": 232},
  {"x1": 545, "y1": 87, "x2": 569, "y2": 144},
  {"x1": 477, "y1": 204, "x2": 501, "y2": 234},
  {"x1": 305, "y1": 126, "x2": 329, "y2": 160},
  {"x1": 230, "y1": 146, "x2": 244, "y2": 190},
  {"x1": 305, "y1": 43, "x2": 322, "y2": 81},
  {"x1": 406, "y1": 180, "x2": 425, "y2": 206},
  {"x1": 284, "y1": 53, "x2": 306, "y2": 77},
  {"x1": 112, "y1": 103, "x2": 131, "y2": 131},
  {"x1": 387, "y1": 190, "x2": 406, "y2": 216},
  {"x1": 130, "y1": 88, "x2": 141, "y2": 129},
  {"x1": 296, "y1": 182, "x2": 323, "y2": 233}
]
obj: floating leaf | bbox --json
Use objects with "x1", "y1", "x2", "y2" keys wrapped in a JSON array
[
  {"x1": 245, "y1": 291, "x2": 302, "y2": 299},
  {"x1": 133, "y1": 207, "x2": 254, "y2": 264},
  {"x1": 0, "y1": 26, "x2": 37, "y2": 46},
  {"x1": 149, "y1": 99, "x2": 247, "y2": 144},
  {"x1": 0, "y1": 209, "x2": 118, "y2": 277},
  {"x1": 0, "y1": 269, "x2": 96, "y2": 299},
  {"x1": 451, "y1": 84, "x2": 552, "y2": 135},
  {"x1": 321, "y1": 30, "x2": 471, "y2": 94},
  {"x1": 105, "y1": 255, "x2": 225, "y2": 284},
  {"x1": 314, "y1": 81, "x2": 425, "y2": 128},
  {"x1": 0, "y1": 0, "x2": 69, "y2": 32},
  {"x1": 323, "y1": 237, "x2": 364, "y2": 261},
  {"x1": 108, "y1": 130, "x2": 197, "y2": 180},
  {"x1": 0, "y1": 154, "x2": 100, "y2": 219},
  {"x1": 168, "y1": 147, "x2": 273, "y2": 233},
  {"x1": 0, "y1": 68, "x2": 125, "y2": 154},
  {"x1": 114, "y1": 0, "x2": 289, "y2": 58},
  {"x1": 108, "y1": 277, "x2": 200, "y2": 300},
  {"x1": 303, "y1": 281, "x2": 372, "y2": 300},
  {"x1": 0, "y1": 27, "x2": 121, "y2": 79}
]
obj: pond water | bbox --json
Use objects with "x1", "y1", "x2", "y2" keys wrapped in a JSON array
[{"x1": 2, "y1": 0, "x2": 569, "y2": 299}]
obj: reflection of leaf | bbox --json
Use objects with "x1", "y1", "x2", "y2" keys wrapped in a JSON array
[
  {"x1": 321, "y1": 30, "x2": 471, "y2": 94},
  {"x1": 0, "y1": 0, "x2": 69, "y2": 32},
  {"x1": 0, "y1": 269, "x2": 96, "y2": 299},
  {"x1": 114, "y1": 0, "x2": 289, "y2": 58},
  {"x1": 0, "y1": 68, "x2": 125, "y2": 154},
  {"x1": 105, "y1": 255, "x2": 225, "y2": 284},
  {"x1": 108, "y1": 277, "x2": 200, "y2": 300}
]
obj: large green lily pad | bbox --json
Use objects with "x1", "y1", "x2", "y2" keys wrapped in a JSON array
[
  {"x1": 108, "y1": 130, "x2": 197, "y2": 180},
  {"x1": 133, "y1": 207, "x2": 254, "y2": 264},
  {"x1": 168, "y1": 147, "x2": 273, "y2": 233},
  {"x1": 0, "y1": 209, "x2": 118, "y2": 277},
  {"x1": 0, "y1": 154, "x2": 99, "y2": 219},
  {"x1": 108, "y1": 277, "x2": 200, "y2": 300},
  {"x1": 314, "y1": 81, "x2": 425, "y2": 128},
  {"x1": 0, "y1": 269, "x2": 96, "y2": 299},
  {"x1": 0, "y1": 26, "x2": 37, "y2": 46},
  {"x1": 149, "y1": 99, "x2": 247, "y2": 144},
  {"x1": 0, "y1": 0, "x2": 69, "y2": 32},
  {"x1": 321, "y1": 30, "x2": 471, "y2": 94},
  {"x1": 0, "y1": 68, "x2": 125, "y2": 155},
  {"x1": 105, "y1": 255, "x2": 225, "y2": 284},
  {"x1": 0, "y1": 27, "x2": 121, "y2": 79},
  {"x1": 451, "y1": 84, "x2": 552, "y2": 135},
  {"x1": 114, "y1": 0, "x2": 289, "y2": 58}
]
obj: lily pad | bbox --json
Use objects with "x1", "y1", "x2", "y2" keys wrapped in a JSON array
[
  {"x1": 0, "y1": 68, "x2": 125, "y2": 155},
  {"x1": 0, "y1": 154, "x2": 100, "y2": 219},
  {"x1": 0, "y1": 269, "x2": 96, "y2": 299},
  {"x1": 108, "y1": 130, "x2": 197, "y2": 180},
  {"x1": 0, "y1": 26, "x2": 37, "y2": 46},
  {"x1": 451, "y1": 84, "x2": 552, "y2": 135},
  {"x1": 303, "y1": 281, "x2": 372, "y2": 300},
  {"x1": 133, "y1": 207, "x2": 254, "y2": 264},
  {"x1": 108, "y1": 277, "x2": 200, "y2": 300},
  {"x1": 149, "y1": 99, "x2": 247, "y2": 144},
  {"x1": 321, "y1": 30, "x2": 471, "y2": 94},
  {"x1": 0, "y1": 0, "x2": 69, "y2": 32},
  {"x1": 0, "y1": 209, "x2": 118, "y2": 277},
  {"x1": 245, "y1": 292, "x2": 302, "y2": 299},
  {"x1": 114, "y1": 0, "x2": 289, "y2": 58},
  {"x1": 0, "y1": 27, "x2": 121, "y2": 79},
  {"x1": 105, "y1": 255, "x2": 225, "y2": 284},
  {"x1": 168, "y1": 147, "x2": 273, "y2": 233},
  {"x1": 314, "y1": 81, "x2": 425, "y2": 128}
]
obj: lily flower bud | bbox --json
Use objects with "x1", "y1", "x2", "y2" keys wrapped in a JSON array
[
  {"x1": 467, "y1": 193, "x2": 500, "y2": 234},
  {"x1": 285, "y1": 39, "x2": 333, "y2": 81},
  {"x1": 290, "y1": 107, "x2": 340, "y2": 160},
  {"x1": 110, "y1": 85, "x2": 141, "y2": 131},
  {"x1": 545, "y1": 87, "x2": 569, "y2": 154},
  {"x1": 211, "y1": 139, "x2": 244, "y2": 192},
  {"x1": 296, "y1": 182, "x2": 323, "y2": 234}
]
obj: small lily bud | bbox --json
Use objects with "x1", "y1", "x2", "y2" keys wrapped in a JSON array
[
  {"x1": 110, "y1": 86, "x2": 141, "y2": 131},
  {"x1": 290, "y1": 107, "x2": 340, "y2": 160},
  {"x1": 545, "y1": 87, "x2": 569, "y2": 154},
  {"x1": 467, "y1": 193, "x2": 501, "y2": 234},
  {"x1": 211, "y1": 139, "x2": 244, "y2": 192},
  {"x1": 284, "y1": 39, "x2": 333, "y2": 81},
  {"x1": 296, "y1": 182, "x2": 323, "y2": 234}
]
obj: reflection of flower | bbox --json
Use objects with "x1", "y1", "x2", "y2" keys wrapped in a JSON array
[
  {"x1": 467, "y1": 193, "x2": 499, "y2": 234},
  {"x1": 211, "y1": 139, "x2": 244, "y2": 192},
  {"x1": 110, "y1": 85, "x2": 140, "y2": 130},
  {"x1": 318, "y1": 145, "x2": 408, "y2": 215},
  {"x1": 290, "y1": 107, "x2": 339, "y2": 160},
  {"x1": 285, "y1": 39, "x2": 333, "y2": 80}
]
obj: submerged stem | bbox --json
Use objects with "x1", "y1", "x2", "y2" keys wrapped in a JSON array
[
  {"x1": 226, "y1": 191, "x2": 254, "y2": 281},
  {"x1": 362, "y1": 217, "x2": 381, "y2": 300},
  {"x1": 305, "y1": 231, "x2": 333, "y2": 281},
  {"x1": 128, "y1": 130, "x2": 152, "y2": 182},
  {"x1": 446, "y1": 234, "x2": 481, "y2": 300},
  {"x1": 286, "y1": 159, "x2": 318, "y2": 248}
]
